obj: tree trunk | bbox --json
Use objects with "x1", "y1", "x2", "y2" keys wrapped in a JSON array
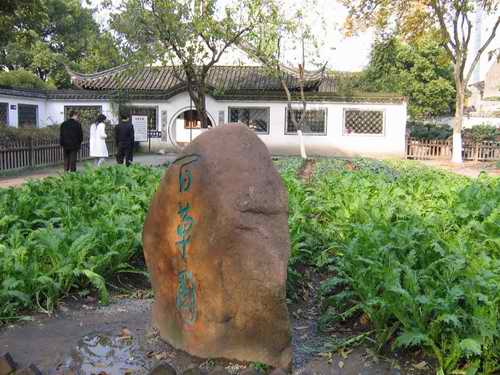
[
  {"x1": 452, "y1": 79, "x2": 465, "y2": 164},
  {"x1": 187, "y1": 84, "x2": 210, "y2": 130},
  {"x1": 198, "y1": 94, "x2": 210, "y2": 129},
  {"x1": 297, "y1": 130, "x2": 307, "y2": 159}
]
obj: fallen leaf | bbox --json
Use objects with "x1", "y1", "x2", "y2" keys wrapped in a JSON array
[
  {"x1": 318, "y1": 352, "x2": 332, "y2": 359},
  {"x1": 119, "y1": 328, "x2": 132, "y2": 338},
  {"x1": 154, "y1": 352, "x2": 168, "y2": 360},
  {"x1": 295, "y1": 326, "x2": 309, "y2": 330},
  {"x1": 412, "y1": 361, "x2": 428, "y2": 370},
  {"x1": 340, "y1": 348, "x2": 353, "y2": 359},
  {"x1": 338, "y1": 361, "x2": 344, "y2": 368},
  {"x1": 359, "y1": 313, "x2": 370, "y2": 325}
]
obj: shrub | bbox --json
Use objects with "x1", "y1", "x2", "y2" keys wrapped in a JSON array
[
  {"x1": 463, "y1": 124, "x2": 500, "y2": 142},
  {"x1": 0, "y1": 123, "x2": 62, "y2": 144},
  {"x1": 0, "y1": 69, "x2": 55, "y2": 90},
  {"x1": 407, "y1": 121, "x2": 453, "y2": 140}
]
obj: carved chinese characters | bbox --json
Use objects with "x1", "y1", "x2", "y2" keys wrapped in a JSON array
[{"x1": 175, "y1": 155, "x2": 199, "y2": 325}]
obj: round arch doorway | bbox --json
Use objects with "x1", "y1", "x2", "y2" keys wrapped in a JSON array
[{"x1": 168, "y1": 108, "x2": 215, "y2": 148}]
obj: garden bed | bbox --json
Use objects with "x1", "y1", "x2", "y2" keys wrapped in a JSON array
[{"x1": 1, "y1": 158, "x2": 498, "y2": 374}]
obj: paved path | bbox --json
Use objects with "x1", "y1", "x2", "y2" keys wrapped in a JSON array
[{"x1": 0, "y1": 153, "x2": 178, "y2": 188}]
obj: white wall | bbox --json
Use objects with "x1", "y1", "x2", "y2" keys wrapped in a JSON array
[
  {"x1": 1, "y1": 90, "x2": 408, "y2": 158},
  {"x1": 0, "y1": 94, "x2": 47, "y2": 128},
  {"x1": 45, "y1": 100, "x2": 116, "y2": 125},
  {"x1": 159, "y1": 93, "x2": 407, "y2": 158},
  {"x1": 216, "y1": 100, "x2": 407, "y2": 158}
]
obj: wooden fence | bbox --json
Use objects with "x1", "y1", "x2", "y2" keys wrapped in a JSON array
[
  {"x1": 0, "y1": 137, "x2": 116, "y2": 172},
  {"x1": 406, "y1": 138, "x2": 500, "y2": 161}
]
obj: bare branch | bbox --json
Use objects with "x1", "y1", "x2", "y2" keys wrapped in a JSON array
[
  {"x1": 431, "y1": 0, "x2": 457, "y2": 63},
  {"x1": 465, "y1": 15, "x2": 500, "y2": 85}
]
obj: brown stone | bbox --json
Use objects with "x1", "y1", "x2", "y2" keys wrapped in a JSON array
[
  {"x1": 238, "y1": 369, "x2": 259, "y2": 375},
  {"x1": 208, "y1": 366, "x2": 229, "y2": 375},
  {"x1": 143, "y1": 124, "x2": 292, "y2": 368},
  {"x1": 269, "y1": 369, "x2": 288, "y2": 375},
  {"x1": 14, "y1": 365, "x2": 42, "y2": 375},
  {"x1": 149, "y1": 363, "x2": 178, "y2": 375},
  {"x1": 0, "y1": 353, "x2": 17, "y2": 375},
  {"x1": 182, "y1": 366, "x2": 203, "y2": 375}
]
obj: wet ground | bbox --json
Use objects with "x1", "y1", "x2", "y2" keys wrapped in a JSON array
[{"x1": 0, "y1": 289, "x2": 430, "y2": 375}]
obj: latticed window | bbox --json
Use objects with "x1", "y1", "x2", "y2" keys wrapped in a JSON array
[
  {"x1": 229, "y1": 107, "x2": 270, "y2": 133},
  {"x1": 286, "y1": 108, "x2": 327, "y2": 134},
  {"x1": 0, "y1": 103, "x2": 8, "y2": 126},
  {"x1": 64, "y1": 106, "x2": 103, "y2": 127},
  {"x1": 344, "y1": 110, "x2": 384, "y2": 135},
  {"x1": 18, "y1": 104, "x2": 38, "y2": 128}
]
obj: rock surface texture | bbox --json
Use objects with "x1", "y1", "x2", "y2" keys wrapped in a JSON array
[{"x1": 143, "y1": 124, "x2": 292, "y2": 368}]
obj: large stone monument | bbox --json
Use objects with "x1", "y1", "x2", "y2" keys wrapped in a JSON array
[{"x1": 143, "y1": 124, "x2": 292, "y2": 369}]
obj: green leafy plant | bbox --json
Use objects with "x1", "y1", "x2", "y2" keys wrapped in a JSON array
[
  {"x1": 286, "y1": 159, "x2": 500, "y2": 374},
  {"x1": 0, "y1": 165, "x2": 162, "y2": 321}
]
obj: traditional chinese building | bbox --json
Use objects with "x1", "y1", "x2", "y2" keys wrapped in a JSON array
[{"x1": 0, "y1": 65, "x2": 407, "y2": 158}]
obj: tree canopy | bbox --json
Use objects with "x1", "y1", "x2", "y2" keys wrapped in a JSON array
[
  {"x1": 361, "y1": 34, "x2": 456, "y2": 120},
  {"x1": 341, "y1": 0, "x2": 500, "y2": 163},
  {"x1": 0, "y1": 0, "x2": 124, "y2": 88},
  {"x1": 0, "y1": 69, "x2": 55, "y2": 90},
  {"x1": 110, "y1": 0, "x2": 278, "y2": 129}
]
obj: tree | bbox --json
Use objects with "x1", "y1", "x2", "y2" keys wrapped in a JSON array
[
  {"x1": 110, "y1": 0, "x2": 276, "y2": 129},
  {"x1": 0, "y1": 0, "x2": 124, "y2": 88},
  {"x1": 0, "y1": 69, "x2": 55, "y2": 90},
  {"x1": 362, "y1": 34, "x2": 456, "y2": 120},
  {"x1": 240, "y1": 3, "x2": 325, "y2": 159},
  {"x1": 342, "y1": 0, "x2": 500, "y2": 163}
]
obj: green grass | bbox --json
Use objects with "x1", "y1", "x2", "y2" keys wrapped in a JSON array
[{"x1": 1, "y1": 158, "x2": 499, "y2": 374}]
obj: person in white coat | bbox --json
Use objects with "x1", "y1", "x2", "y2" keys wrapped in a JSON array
[{"x1": 89, "y1": 114, "x2": 109, "y2": 166}]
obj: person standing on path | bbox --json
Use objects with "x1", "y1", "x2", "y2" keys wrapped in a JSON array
[
  {"x1": 115, "y1": 114, "x2": 135, "y2": 167},
  {"x1": 89, "y1": 114, "x2": 108, "y2": 166},
  {"x1": 59, "y1": 111, "x2": 83, "y2": 172}
]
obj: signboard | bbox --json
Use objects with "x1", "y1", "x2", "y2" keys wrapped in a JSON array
[
  {"x1": 132, "y1": 115, "x2": 148, "y2": 142},
  {"x1": 10, "y1": 105, "x2": 16, "y2": 110}
]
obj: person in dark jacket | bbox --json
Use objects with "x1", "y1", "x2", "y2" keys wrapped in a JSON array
[
  {"x1": 59, "y1": 111, "x2": 83, "y2": 172},
  {"x1": 115, "y1": 114, "x2": 135, "y2": 167}
]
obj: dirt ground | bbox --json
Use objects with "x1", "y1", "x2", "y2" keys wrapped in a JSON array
[
  {"x1": 0, "y1": 293, "x2": 433, "y2": 375},
  {"x1": 417, "y1": 160, "x2": 499, "y2": 177}
]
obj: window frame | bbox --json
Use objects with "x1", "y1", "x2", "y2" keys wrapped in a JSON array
[
  {"x1": 17, "y1": 104, "x2": 38, "y2": 128},
  {"x1": 0, "y1": 102, "x2": 9, "y2": 126},
  {"x1": 284, "y1": 107, "x2": 328, "y2": 136},
  {"x1": 228, "y1": 106, "x2": 271, "y2": 134},
  {"x1": 342, "y1": 108, "x2": 386, "y2": 137},
  {"x1": 64, "y1": 105, "x2": 103, "y2": 127}
]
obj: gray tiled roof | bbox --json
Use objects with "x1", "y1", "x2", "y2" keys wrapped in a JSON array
[
  {"x1": 0, "y1": 65, "x2": 406, "y2": 103},
  {"x1": 69, "y1": 65, "x2": 332, "y2": 92}
]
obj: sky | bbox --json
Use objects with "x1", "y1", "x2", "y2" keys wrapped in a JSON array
[{"x1": 88, "y1": 0, "x2": 374, "y2": 72}]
